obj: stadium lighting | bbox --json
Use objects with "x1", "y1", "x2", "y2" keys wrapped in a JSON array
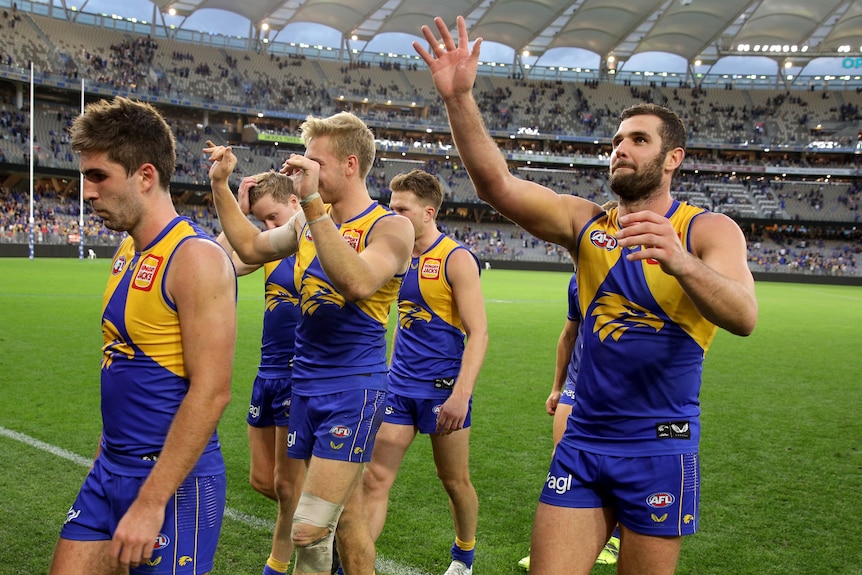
[
  {"x1": 694, "y1": 59, "x2": 702, "y2": 66},
  {"x1": 522, "y1": 50, "x2": 530, "y2": 58},
  {"x1": 168, "y1": 7, "x2": 176, "y2": 16},
  {"x1": 261, "y1": 23, "x2": 269, "y2": 31}
]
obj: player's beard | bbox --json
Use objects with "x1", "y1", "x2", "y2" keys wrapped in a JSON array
[{"x1": 609, "y1": 151, "x2": 665, "y2": 203}]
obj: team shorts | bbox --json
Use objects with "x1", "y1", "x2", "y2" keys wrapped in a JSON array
[
  {"x1": 287, "y1": 382, "x2": 387, "y2": 463},
  {"x1": 558, "y1": 379, "x2": 577, "y2": 407},
  {"x1": 60, "y1": 458, "x2": 226, "y2": 573},
  {"x1": 383, "y1": 392, "x2": 472, "y2": 434},
  {"x1": 247, "y1": 374, "x2": 292, "y2": 428},
  {"x1": 539, "y1": 441, "x2": 700, "y2": 536}
]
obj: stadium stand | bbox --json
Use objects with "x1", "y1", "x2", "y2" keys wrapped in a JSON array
[{"x1": 0, "y1": 2, "x2": 859, "y2": 277}]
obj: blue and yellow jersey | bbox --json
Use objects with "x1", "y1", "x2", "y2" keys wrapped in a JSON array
[
  {"x1": 258, "y1": 256, "x2": 299, "y2": 378},
  {"x1": 389, "y1": 234, "x2": 479, "y2": 399},
  {"x1": 571, "y1": 200, "x2": 718, "y2": 456},
  {"x1": 565, "y1": 272, "x2": 583, "y2": 386},
  {"x1": 99, "y1": 216, "x2": 231, "y2": 477},
  {"x1": 292, "y1": 202, "x2": 403, "y2": 394}
]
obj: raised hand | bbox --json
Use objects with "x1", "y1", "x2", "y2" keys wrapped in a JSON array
[
  {"x1": 203, "y1": 140, "x2": 237, "y2": 184},
  {"x1": 413, "y1": 16, "x2": 483, "y2": 101}
]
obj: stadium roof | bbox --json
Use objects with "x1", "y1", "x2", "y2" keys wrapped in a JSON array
[{"x1": 150, "y1": 0, "x2": 862, "y2": 68}]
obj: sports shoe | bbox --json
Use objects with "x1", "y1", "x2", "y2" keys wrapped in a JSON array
[
  {"x1": 517, "y1": 555, "x2": 530, "y2": 571},
  {"x1": 595, "y1": 535, "x2": 620, "y2": 565},
  {"x1": 443, "y1": 559, "x2": 472, "y2": 575}
]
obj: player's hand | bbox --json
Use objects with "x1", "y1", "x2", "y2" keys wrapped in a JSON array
[
  {"x1": 109, "y1": 499, "x2": 165, "y2": 571},
  {"x1": 204, "y1": 140, "x2": 237, "y2": 184},
  {"x1": 413, "y1": 16, "x2": 482, "y2": 101},
  {"x1": 546, "y1": 390, "x2": 561, "y2": 416},
  {"x1": 237, "y1": 176, "x2": 258, "y2": 215},
  {"x1": 616, "y1": 210, "x2": 691, "y2": 276},
  {"x1": 281, "y1": 153, "x2": 320, "y2": 202},
  {"x1": 435, "y1": 392, "x2": 470, "y2": 434}
]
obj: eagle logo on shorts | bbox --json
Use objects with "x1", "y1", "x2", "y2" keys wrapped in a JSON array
[
  {"x1": 301, "y1": 275, "x2": 344, "y2": 315},
  {"x1": 591, "y1": 292, "x2": 663, "y2": 342},
  {"x1": 398, "y1": 300, "x2": 433, "y2": 329},
  {"x1": 178, "y1": 556, "x2": 193, "y2": 566}
]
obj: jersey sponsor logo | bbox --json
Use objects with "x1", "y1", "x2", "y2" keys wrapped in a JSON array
[
  {"x1": 132, "y1": 254, "x2": 163, "y2": 292},
  {"x1": 589, "y1": 229, "x2": 618, "y2": 250},
  {"x1": 651, "y1": 512, "x2": 669, "y2": 523},
  {"x1": 330, "y1": 441, "x2": 344, "y2": 450},
  {"x1": 546, "y1": 472, "x2": 573, "y2": 494},
  {"x1": 111, "y1": 255, "x2": 127, "y2": 275},
  {"x1": 287, "y1": 430, "x2": 297, "y2": 448},
  {"x1": 646, "y1": 492, "x2": 675, "y2": 508},
  {"x1": 248, "y1": 404, "x2": 261, "y2": 419},
  {"x1": 420, "y1": 257, "x2": 442, "y2": 280},
  {"x1": 656, "y1": 421, "x2": 691, "y2": 439},
  {"x1": 145, "y1": 556, "x2": 163, "y2": 567},
  {"x1": 154, "y1": 533, "x2": 170, "y2": 549},
  {"x1": 330, "y1": 425, "x2": 352, "y2": 438},
  {"x1": 591, "y1": 292, "x2": 664, "y2": 342},
  {"x1": 341, "y1": 228, "x2": 364, "y2": 251},
  {"x1": 178, "y1": 556, "x2": 194, "y2": 566}
]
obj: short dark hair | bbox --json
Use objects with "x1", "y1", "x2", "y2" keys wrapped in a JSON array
[
  {"x1": 70, "y1": 96, "x2": 176, "y2": 190},
  {"x1": 620, "y1": 103, "x2": 686, "y2": 155},
  {"x1": 248, "y1": 171, "x2": 296, "y2": 208},
  {"x1": 389, "y1": 169, "x2": 444, "y2": 213}
]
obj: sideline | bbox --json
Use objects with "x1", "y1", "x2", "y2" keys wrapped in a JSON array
[{"x1": 0, "y1": 424, "x2": 432, "y2": 575}]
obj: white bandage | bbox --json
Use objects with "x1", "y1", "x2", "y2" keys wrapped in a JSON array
[
  {"x1": 292, "y1": 493, "x2": 344, "y2": 573},
  {"x1": 268, "y1": 212, "x2": 301, "y2": 255}
]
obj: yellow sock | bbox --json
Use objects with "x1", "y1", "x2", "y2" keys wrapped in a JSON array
[
  {"x1": 455, "y1": 536, "x2": 476, "y2": 551},
  {"x1": 266, "y1": 554, "x2": 290, "y2": 572}
]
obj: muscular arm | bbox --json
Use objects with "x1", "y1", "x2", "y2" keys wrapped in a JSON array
[
  {"x1": 414, "y1": 16, "x2": 600, "y2": 251},
  {"x1": 548, "y1": 317, "x2": 578, "y2": 416},
  {"x1": 617, "y1": 210, "x2": 757, "y2": 336},
  {"x1": 110, "y1": 238, "x2": 237, "y2": 570},
  {"x1": 207, "y1": 144, "x2": 299, "y2": 264},
  {"x1": 436, "y1": 249, "x2": 488, "y2": 433},
  {"x1": 310, "y1": 213, "x2": 414, "y2": 302},
  {"x1": 215, "y1": 232, "x2": 261, "y2": 276}
]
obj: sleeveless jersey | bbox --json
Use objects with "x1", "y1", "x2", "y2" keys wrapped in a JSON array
[
  {"x1": 100, "y1": 216, "x2": 230, "y2": 477},
  {"x1": 258, "y1": 256, "x2": 300, "y2": 378},
  {"x1": 571, "y1": 200, "x2": 718, "y2": 456},
  {"x1": 389, "y1": 234, "x2": 480, "y2": 399},
  {"x1": 565, "y1": 272, "x2": 583, "y2": 386},
  {"x1": 292, "y1": 202, "x2": 403, "y2": 394}
]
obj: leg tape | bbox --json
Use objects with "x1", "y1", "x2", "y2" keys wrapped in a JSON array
[{"x1": 293, "y1": 493, "x2": 344, "y2": 573}]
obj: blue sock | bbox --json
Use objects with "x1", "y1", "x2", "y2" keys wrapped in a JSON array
[
  {"x1": 451, "y1": 537, "x2": 476, "y2": 568},
  {"x1": 263, "y1": 565, "x2": 286, "y2": 575}
]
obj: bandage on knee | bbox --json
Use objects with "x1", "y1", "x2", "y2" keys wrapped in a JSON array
[{"x1": 292, "y1": 493, "x2": 344, "y2": 573}]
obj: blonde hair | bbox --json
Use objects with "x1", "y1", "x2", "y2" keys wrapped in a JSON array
[
  {"x1": 300, "y1": 112, "x2": 376, "y2": 178},
  {"x1": 248, "y1": 171, "x2": 296, "y2": 207}
]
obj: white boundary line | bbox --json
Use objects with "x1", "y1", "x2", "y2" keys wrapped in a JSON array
[{"x1": 0, "y1": 424, "x2": 432, "y2": 575}]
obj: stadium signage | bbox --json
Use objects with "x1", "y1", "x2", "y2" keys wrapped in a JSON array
[
  {"x1": 257, "y1": 132, "x2": 303, "y2": 145},
  {"x1": 843, "y1": 58, "x2": 862, "y2": 69}
]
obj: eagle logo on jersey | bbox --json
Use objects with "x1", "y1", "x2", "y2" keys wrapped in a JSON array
[
  {"x1": 591, "y1": 292, "x2": 664, "y2": 342},
  {"x1": 300, "y1": 275, "x2": 344, "y2": 315},
  {"x1": 101, "y1": 319, "x2": 134, "y2": 369},
  {"x1": 398, "y1": 300, "x2": 433, "y2": 329},
  {"x1": 265, "y1": 281, "x2": 299, "y2": 312}
]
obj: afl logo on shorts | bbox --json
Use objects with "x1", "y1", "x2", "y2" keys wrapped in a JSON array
[
  {"x1": 154, "y1": 533, "x2": 171, "y2": 550},
  {"x1": 589, "y1": 230, "x2": 618, "y2": 250},
  {"x1": 432, "y1": 404, "x2": 444, "y2": 415},
  {"x1": 329, "y1": 425, "x2": 352, "y2": 438},
  {"x1": 646, "y1": 492, "x2": 675, "y2": 508}
]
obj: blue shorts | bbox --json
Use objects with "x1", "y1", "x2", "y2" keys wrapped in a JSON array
[
  {"x1": 539, "y1": 442, "x2": 700, "y2": 536},
  {"x1": 287, "y1": 384, "x2": 387, "y2": 463},
  {"x1": 558, "y1": 379, "x2": 577, "y2": 407},
  {"x1": 60, "y1": 458, "x2": 226, "y2": 574},
  {"x1": 247, "y1": 374, "x2": 292, "y2": 428},
  {"x1": 383, "y1": 392, "x2": 472, "y2": 434}
]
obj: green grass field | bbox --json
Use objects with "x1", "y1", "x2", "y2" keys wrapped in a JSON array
[{"x1": 1, "y1": 258, "x2": 860, "y2": 575}]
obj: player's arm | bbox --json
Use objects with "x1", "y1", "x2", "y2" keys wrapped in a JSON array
[
  {"x1": 435, "y1": 249, "x2": 488, "y2": 433},
  {"x1": 206, "y1": 143, "x2": 300, "y2": 264},
  {"x1": 414, "y1": 16, "x2": 601, "y2": 251},
  {"x1": 617, "y1": 210, "x2": 757, "y2": 336},
  {"x1": 547, "y1": 316, "x2": 578, "y2": 416},
  {"x1": 109, "y1": 239, "x2": 237, "y2": 571},
  {"x1": 282, "y1": 153, "x2": 414, "y2": 301},
  {"x1": 215, "y1": 231, "x2": 261, "y2": 276}
]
